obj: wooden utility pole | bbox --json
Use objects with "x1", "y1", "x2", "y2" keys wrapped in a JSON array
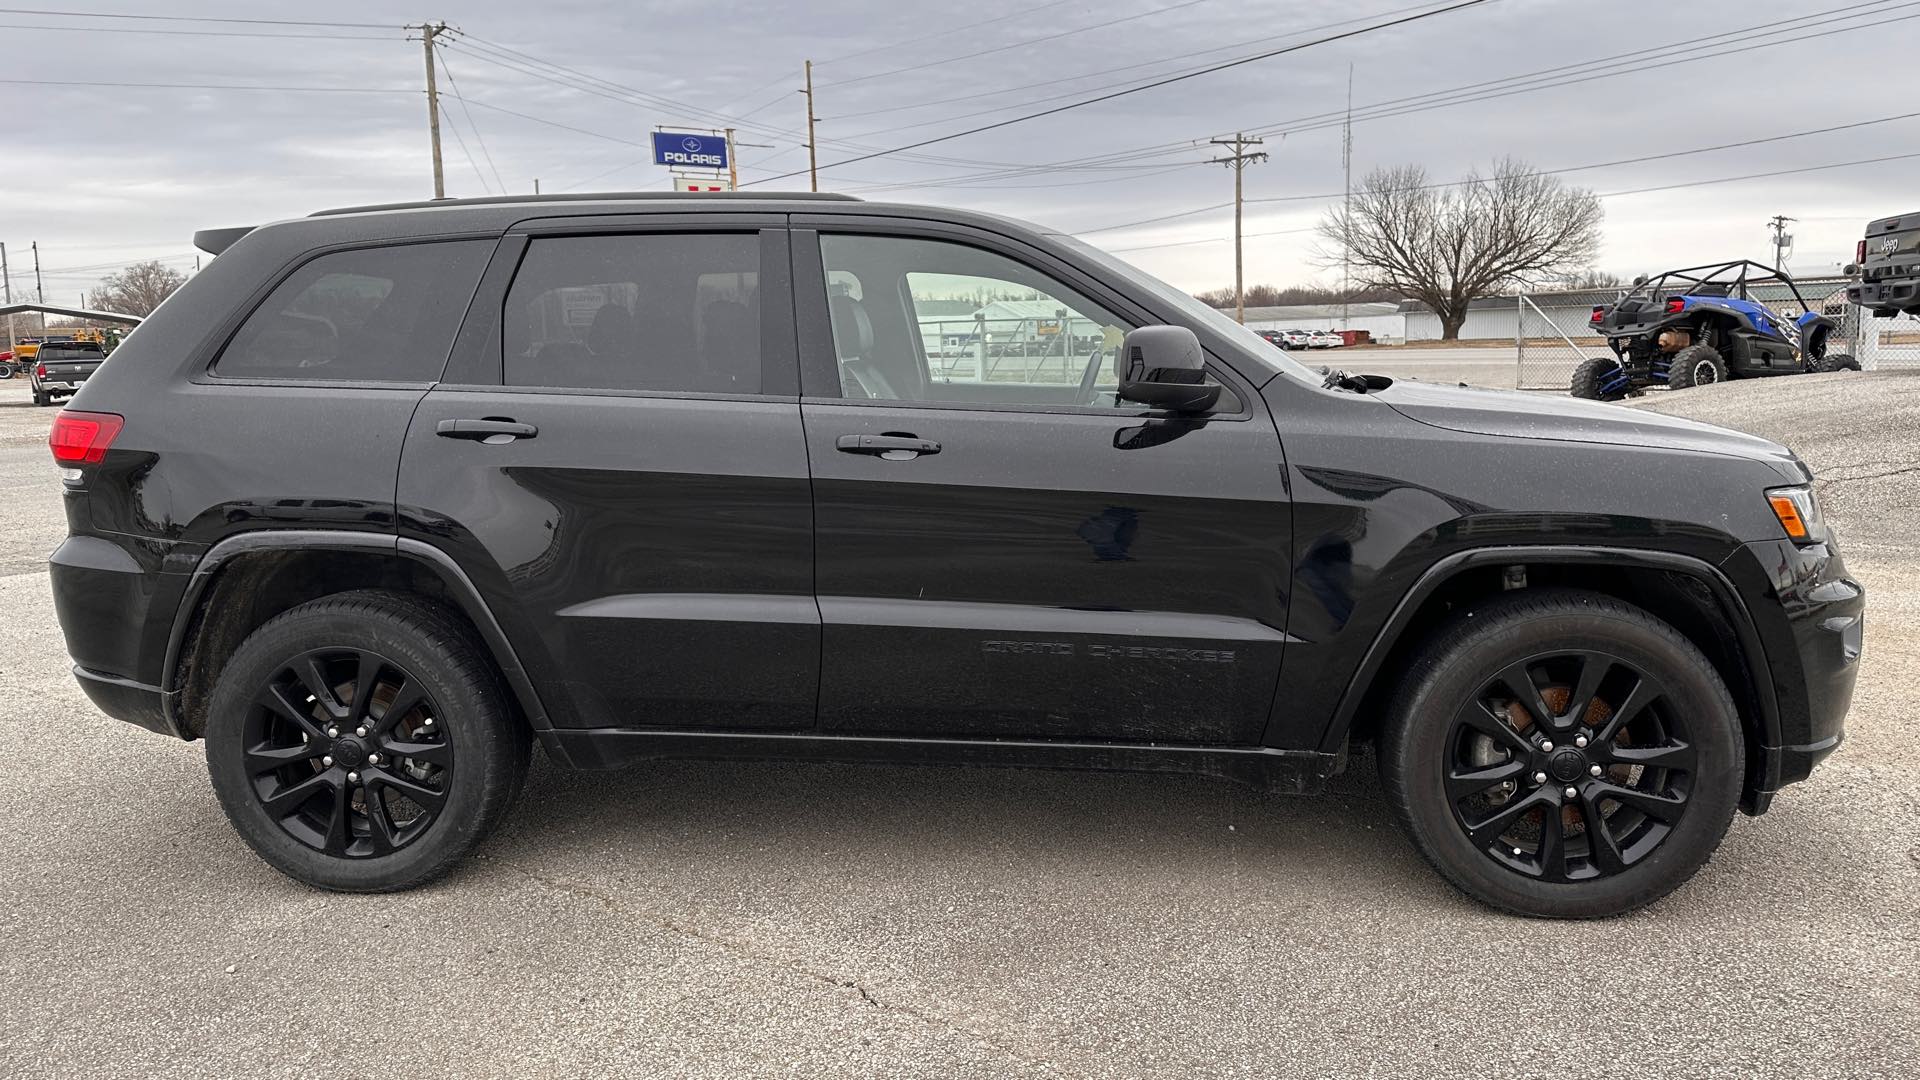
[
  {"x1": 1, "y1": 242, "x2": 14, "y2": 358},
  {"x1": 1209, "y1": 133, "x2": 1267, "y2": 324},
  {"x1": 1767, "y1": 214, "x2": 1796, "y2": 269},
  {"x1": 32, "y1": 241, "x2": 46, "y2": 334},
  {"x1": 413, "y1": 22, "x2": 449, "y2": 199},
  {"x1": 803, "y1": 61, "x2": 819, "y2": 193},
  {"x1": 725, "y1": 127, "x2": 739, "y2": 191}
]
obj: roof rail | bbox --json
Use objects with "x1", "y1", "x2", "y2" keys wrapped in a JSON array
[{"x1": 310, "y1": 191, "x2": 863, "y2": 217}]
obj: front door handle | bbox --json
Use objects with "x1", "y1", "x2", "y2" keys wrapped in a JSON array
[
  {"x1": 836, "y1": 433, "x2": 941, "y2": 458},
  {"x1": 436, "y1": 418, "x2": 538, "y2": 444}
]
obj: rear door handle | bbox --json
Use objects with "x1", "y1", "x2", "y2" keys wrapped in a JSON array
[
  {"x1": 436, "y1": 418, "x2": 538, "y2": 443},
  {"x1": 835, "y1": 434, "x2": 941, "y2": 458}
]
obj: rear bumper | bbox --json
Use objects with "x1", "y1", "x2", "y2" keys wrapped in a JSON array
[
  {"x1": 72, "y1": 666, "x2": 176, "y2": 737},
  {"x1": 51, "y1": 533, "x2": 193, "y2": 740},
  {"x1": 1725, "y1": 538, "x2": 1864, "y2": 812},
  {"x1": 1847, "y1": 276, "x2": 1920, "y2": 314}
]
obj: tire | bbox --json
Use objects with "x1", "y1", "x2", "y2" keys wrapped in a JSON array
[
  {"x1": 1814, "y1": 352, "x2": 1861, "y2": 373},
  {"x1": 204, "y1": 589, "x2": 530, "y2": 892},
  {"x1": 1665, "y1": 344, "x2": 1726, "y2": 390},
  {"x1": 0, "y1": 362, "x2": 14, "y2": 380},
  {"x1": 1568, "y1": 357, "x2": 1627, "y2": 401},
  {"x1": 32, "y1": 387, "x2": 52, "y2": 407},
  {"x1": 1378, "y1": 588, "x2": 1742, "y2": 919}
]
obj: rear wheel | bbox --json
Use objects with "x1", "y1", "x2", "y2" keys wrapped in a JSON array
[
  {"x1": 1569, "y1": 357, "x2": 1628, "y2": 401},
  {"x1": 1814, "y1": 352, "x2": 1861, "y2": 372},
  {"x1": 1379, "y1": 589, "x2": 1742, "y2": 918},
  {"x1": 32, "y1": 387, "x2": 52, "y2": 407},
  {"x1": 1665, "y1": 344, "x2": 1726, "y2": 390},
  {"x1": 204, "y1": 590, "x2": 530, "y2": 892}
]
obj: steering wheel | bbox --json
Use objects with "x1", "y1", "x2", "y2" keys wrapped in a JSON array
[{"x1": 1076, "y1": 345, "x2": 1109, "y2": 406}]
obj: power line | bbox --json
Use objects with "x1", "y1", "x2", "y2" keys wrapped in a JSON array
[
  {"x1": 741, "y1": 0, "x2": 1499, "y2": 186},
  {"x1": 814, "y1": 0, "x2": 1218, "y2": 90},
  {"x1": 447, "y1": 94, "x2": 653, "y2": 150},
  {"x1": 0, "y1": 8, "x2": 397, "y2": 28},
  {"x1": 1596, "y1": 151, "x2": 1920, "y2": 199},
  {"x1": 436, "y1": 49, "x2": 508, "y2": 194},
  {"x1": 0, "y1": 77, "x2": 413, "y2": 93},
  {"x1": 0, "y1": 22, "x2": 397, "y2": 40}
]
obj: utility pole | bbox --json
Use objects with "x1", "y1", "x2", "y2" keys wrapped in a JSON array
[
  {"x1": 1341, "y1": 64, "x2": 1354, "y2": 328},
  {"x1": 725, "y1": 127, "x2": 740, "y2": 192},
  {"x1": 534, "y1": 178, "x2": 541, "y2": 195},
  {"x1": 411, "y1": 22, "x2": 449, "y2": 199},
  {"x1": 1209, "y1": 133, "x2": 1267, "y2": 324},
  {"x1": 1, "y1": 242, "x2": 14, "y2": 359},
  {"x1": 1767, "y1": 214, "x2": 1795, "y2": 269},
  {"x1": 32, "y1": 241, "x2": 45, "y2": 334},
  {"x1": 803, "y1": 61, "x2": 819, "y2": 193}
]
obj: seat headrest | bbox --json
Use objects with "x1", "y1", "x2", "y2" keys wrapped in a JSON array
[
  {"x1": 587, "y1": 304, "x2": 635, "y2": 353},
  {"x1": 828, "y1": 293, "x2": 873, "y2": 360}
]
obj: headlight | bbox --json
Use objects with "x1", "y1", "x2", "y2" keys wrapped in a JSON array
[{"x1": 1766, "y1": 485, "x2": 1826, "y2": 544}]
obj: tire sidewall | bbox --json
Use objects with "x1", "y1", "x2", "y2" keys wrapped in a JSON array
[
  {"x1": 1392, "y1": 605, "x2": 1742, "y2": 918},
  {"x1": 205, "y1": 601, "x2": 512, "y2": 891}
]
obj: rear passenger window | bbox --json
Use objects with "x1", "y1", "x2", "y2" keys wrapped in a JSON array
[
  {"x1": 216, "y1": 240, "x2": 489, "y2": 382},
  {"x1": 502, "y1": 233, "x2": 762, "y2": 394}
]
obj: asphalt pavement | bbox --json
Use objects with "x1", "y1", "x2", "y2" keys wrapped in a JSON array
[{"x1": 0, "y1": 371, "x2": 1915, "y2": 1079}]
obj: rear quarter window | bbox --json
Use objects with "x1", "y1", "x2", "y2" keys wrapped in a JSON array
[{"x1": 214, "y1": 239, "x2": 491, "y2": 383}]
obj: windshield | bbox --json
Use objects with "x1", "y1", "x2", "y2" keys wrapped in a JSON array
[{"x1": 1051, "y1": 234, "x2": 1323, "y2": 385}]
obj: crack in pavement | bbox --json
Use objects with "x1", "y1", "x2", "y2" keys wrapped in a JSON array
[{"x1": 505, "y1": 864, "x2": 1066, "y2": 1074}]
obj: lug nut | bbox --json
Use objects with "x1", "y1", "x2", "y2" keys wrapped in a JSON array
[
  {"x1": 327, "y1": 727, "x2": 340, "y2": 738},
  {"x1": 355, "y1": 726, "x2": 368, "y2": 737},
  {"x1": 1512, "y1": 847, "x2": 1524, "y2": 856},
  {"x1": 1564, "y1": 786, "x2": 1578, "y2": 799},
  {"x1": 1533, "y1": 771, "x2": 1548, "y2": 784},
  {"x1": 347, "y1": 771, "x2": 360, "y2": 783},
  {"x1": 1575, "y1": 735, "x2": 1589, "y2": 748},
  {"x1": 321, "y1": 755, "x2": 334, "y2": 767},
  {"x1": 367, "y1": 753, "x2": 381, "y2": 765},
  {"x1": 422, "y1": 718, "x2": 434, "y2": 728},
  {"x1": 1590, "y1": 764, "x2": 1604, "y2": 777},
  {"x1": 1540, "y1": 740, "x2": 1554, "y2": 752}
]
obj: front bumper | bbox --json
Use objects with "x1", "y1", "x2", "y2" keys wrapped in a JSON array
[{"x1": 1724, "y1": 537, "x2": 1864, "y2": 813}]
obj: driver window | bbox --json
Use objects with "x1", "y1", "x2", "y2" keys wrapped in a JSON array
[{"x1": 819, "y1": 234, "x2": 1137, "y2": 409}]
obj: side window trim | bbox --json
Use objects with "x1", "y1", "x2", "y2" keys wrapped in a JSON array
[
  {"x1": 197, "y1": 235, "x2": 498, "y2": 389},
  {"x1": 789, "y1": 227, "x2": 1252, "y2": 418}
]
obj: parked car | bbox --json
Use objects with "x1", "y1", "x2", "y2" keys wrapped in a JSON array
[
  {"x1": 1308, "y1": 330, "x2": 1342, "y2": 349},
  {"x1": 50, "y1": 193, "x2": 1862, "y2": 917},
  {"x1": 1845, "y1": 210, "x2": 1920, "y2": 316},
  {"x1": 30, "y1": 339, "x2": 107, "y2": 406},
  {"x1": 1280, "y1": 329, "x2": 1313, "y2": 348},
  {"x1": 1255, "y1": 329, "x2": 1290, "y2": 349},
  {"x1": 1574, "y1": 260, "x2": 1856, "y2": 400}
]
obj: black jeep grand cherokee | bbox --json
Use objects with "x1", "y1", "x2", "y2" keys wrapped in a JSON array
[{"x1": 50, "y1": 193, "x2": 1862, "y2": 917}]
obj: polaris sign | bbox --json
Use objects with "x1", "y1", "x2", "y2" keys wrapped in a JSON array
[{"x1": 652, "y1": 132, "x2": 729, "y2": 170}]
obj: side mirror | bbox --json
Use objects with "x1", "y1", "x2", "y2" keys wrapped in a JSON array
[{"x1": 1117, "y1": 325, "x2": 1221, "y2": 412}]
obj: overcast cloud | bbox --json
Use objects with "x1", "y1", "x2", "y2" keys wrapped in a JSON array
[{"x1": 2, "y1": 0, "x2": 1915, "y2": 304}]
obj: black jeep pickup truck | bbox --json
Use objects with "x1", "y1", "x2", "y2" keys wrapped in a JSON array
[
  {"x1": 1847, "y1": 210, "x2": 1920, "y2": 315},
  {"x1": 47, "y1": 193, "x2": 1863, "y2": 917},
  {"x1": 30, "y1": 339, "x2": 107, "y2": 406}
]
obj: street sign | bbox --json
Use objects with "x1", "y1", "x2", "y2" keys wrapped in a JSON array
[{"x1": 651, "y1": 131, "x2": 729, "y2": 170}]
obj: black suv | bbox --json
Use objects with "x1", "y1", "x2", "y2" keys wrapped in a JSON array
[{"x1": 50, "y1": 193, "x2": 1863, "y2": 917}]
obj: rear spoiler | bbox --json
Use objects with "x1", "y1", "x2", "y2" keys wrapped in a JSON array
[{"x1": 193, "y1": 226, "x2": 254, "y2": 256}]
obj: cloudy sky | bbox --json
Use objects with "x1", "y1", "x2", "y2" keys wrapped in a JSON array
[{"x1": 2, "y1": 0, "x2": 1916, "y2": 306}]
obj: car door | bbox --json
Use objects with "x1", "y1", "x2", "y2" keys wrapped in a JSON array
[
  {"x1": 398, "y1": 217, "x2": 818, "y2": 733},
  {"x1": 791, "y1": 222, "x2": 1292, "y2": 745}
]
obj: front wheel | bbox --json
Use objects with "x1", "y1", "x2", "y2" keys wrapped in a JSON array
[
  {"x1": 1378, "y1": 589, "x2": 1742, "y2": 918},
  {"x1": 204, "y1": 590, "x2": 530, "y2": 892},
  {"x1": 1568, "y1": 357, "x2": 1628, "y2": 401},
  {"x1": 0, "y1": 362, "x2": 14, "y2": 380},
  {"x1": 1813, "y1": 352, "x2": 1861, "y2": 373},
  {"x1": 1665, "y1": 344, "x2": 1726, "y2": 390}
]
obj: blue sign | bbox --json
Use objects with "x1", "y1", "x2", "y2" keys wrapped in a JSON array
[{"x1": 652, "y1": 131, "x2": 729, "y2": 170}]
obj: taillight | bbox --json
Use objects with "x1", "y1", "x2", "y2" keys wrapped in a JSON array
[
  {"x1": 1858, "y1": 239, "x2": 1868, "y2": 264},
  {"x1": 1665, "y1": 298, "x2": 1686, "y2": 314},
  {"x1": 35, "y1": 363, "x2": 48, "y2": 380},
  {"x1": 49, "y1": 410, "x2": 124, "y2": 465},
  {"x1": 1590, "y1": 306, "x2": 1605, "y2": 322}
]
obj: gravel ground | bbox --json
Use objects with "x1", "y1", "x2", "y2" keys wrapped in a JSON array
[{"x1": 0, "y1": 374, "x2": 1915, "y2": 1078}]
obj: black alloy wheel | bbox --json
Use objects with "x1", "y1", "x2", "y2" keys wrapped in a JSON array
[
  {"x1": 1445, "y1": 650, "x2": 1695, "y2": 883},
  {"x1": 244, "y1": 647, "x2": 453, "y2": 858},
  {"x1": 1380, "y1": 589, "x2": 1740, "y2": 918},
  {"x1": 206, "y1": 590, "x2": 529, "y2": 891}
]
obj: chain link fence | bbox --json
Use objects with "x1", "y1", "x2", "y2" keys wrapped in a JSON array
[{"x1": 1515, "y1": 295, "x2": 1607, "y2": 390}]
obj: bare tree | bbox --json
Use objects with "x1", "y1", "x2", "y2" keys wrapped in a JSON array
[
  {"x1": 1559, "y1": 268, "x2": 1623, "y2": 291},
  {"x1": 1319, "y1": 159, "x2": 1602, "y2": 339},
  {"x1": 89, "y1": 260, "x2": 187, "y2": 317}
]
